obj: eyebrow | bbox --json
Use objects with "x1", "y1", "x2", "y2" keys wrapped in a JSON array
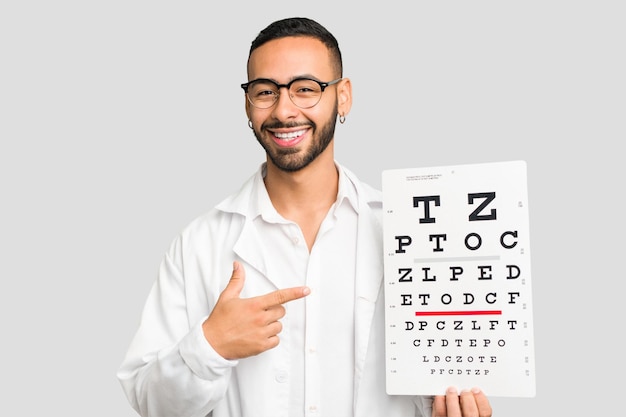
[{"x1": 251, "y1": 74, "x2": 323, "y2": 84}]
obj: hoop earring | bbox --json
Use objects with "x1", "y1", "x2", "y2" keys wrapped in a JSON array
[
  {"x1": 339, "y1": 114, "x2": 346, "y2": 124},
  {"x1": 248, "y1": 120, "x2": 253, "y2": 129}
]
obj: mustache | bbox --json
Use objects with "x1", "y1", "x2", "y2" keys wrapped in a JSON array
[{"x1": 261, "y1": 121, "x2": 315, "y2": 130}]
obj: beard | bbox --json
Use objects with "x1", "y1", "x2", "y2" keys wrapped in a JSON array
[{"x1": 252, "y1": 103, "x2": 338, "y2": 172}]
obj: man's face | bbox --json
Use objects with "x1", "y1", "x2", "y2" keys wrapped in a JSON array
[{"x1": 245, "y1": 36, "x2": 341, "y2": 173}]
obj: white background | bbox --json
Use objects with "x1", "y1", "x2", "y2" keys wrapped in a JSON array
[{"x1": 1, "y1": 1, "x2": 623, "y2": 416}]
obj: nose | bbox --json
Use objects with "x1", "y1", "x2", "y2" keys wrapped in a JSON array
[{"x1": 271, "y1": 86, "x2": 299, "y2": 120}]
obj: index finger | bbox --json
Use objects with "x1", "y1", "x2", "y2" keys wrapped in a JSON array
[{"x1": 259, "y1": 286, "x2": 311, "y2": 308}]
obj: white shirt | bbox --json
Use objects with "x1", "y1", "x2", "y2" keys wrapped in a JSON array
[
  {"x1": 117, "y1": 162, "x2": 433, "y2": 417},
  {"x1": 254, "y1": 165, "x2": 358, "y2": 416}
]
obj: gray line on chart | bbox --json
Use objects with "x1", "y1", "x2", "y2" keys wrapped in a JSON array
[{"x1": 414, "y1": 256, "x2": 501, "y2": 263}]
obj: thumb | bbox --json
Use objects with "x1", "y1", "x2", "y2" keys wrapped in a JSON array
[{"x1": 221, "y1": 261, "x2": 245, "y2": 299}]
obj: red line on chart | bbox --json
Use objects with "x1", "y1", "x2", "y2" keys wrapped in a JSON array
[{"x1": 415, "y1": 310, "x2": 502, "y2": 316}]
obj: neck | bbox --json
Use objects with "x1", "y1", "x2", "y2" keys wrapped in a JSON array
[
  {"x1": 264, "y1": 152, "x2": 339, "y2": 214},
  {"x1": 263, "y1": 149, "x2": 339, "y2": 251}
]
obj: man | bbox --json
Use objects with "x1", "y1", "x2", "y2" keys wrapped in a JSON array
[{"x1": 117, "y1": 17, "x2": 493, "y2": 417}]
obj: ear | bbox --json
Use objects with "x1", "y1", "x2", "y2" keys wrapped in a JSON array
[{"x1": 336, "y1": 77, "x2": 352, "y2": 118}]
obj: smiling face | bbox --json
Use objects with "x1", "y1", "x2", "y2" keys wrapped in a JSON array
[{"x1": 245, "y1": 36, "x2": 351, "y2": 173}]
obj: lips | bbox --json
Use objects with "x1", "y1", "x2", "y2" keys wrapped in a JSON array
[{"x1": 270, "y1": 128, "x2": 308, "y2": 147}]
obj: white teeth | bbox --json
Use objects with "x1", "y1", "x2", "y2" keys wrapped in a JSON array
[{"x1": 275, "y1": 130, "x2": 306, "y2": 139}]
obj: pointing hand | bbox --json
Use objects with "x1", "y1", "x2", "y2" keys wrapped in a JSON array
[{"x1": 202, "y1": 261, "x2": 310, "y2": 360}]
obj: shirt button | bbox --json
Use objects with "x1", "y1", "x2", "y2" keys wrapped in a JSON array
[
  {"x1": 275, "y1": 370, "x2": 288, "y2": 383},
  {"x1": 292, "y1": 236, "x2": 300, "y2": 245},
  {"x1": 308, "y1": 405, "x2": 318, "y2": 413}
]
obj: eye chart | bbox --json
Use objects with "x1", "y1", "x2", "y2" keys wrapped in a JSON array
[{"x1": 382, "y1": 161, "x2": 535, "y2": 397}]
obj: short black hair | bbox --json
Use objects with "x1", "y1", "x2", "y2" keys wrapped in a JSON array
[{"x1": 248, "y1": 17, "x2": 343, "y2": 77}]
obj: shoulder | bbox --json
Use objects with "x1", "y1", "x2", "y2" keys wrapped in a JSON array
[
  {"x1": 339, "y1": 163, "x2": 382, "y2": 206},
  {"x1": 172, "y1": 167, "x2": 263, "y2": 250}
]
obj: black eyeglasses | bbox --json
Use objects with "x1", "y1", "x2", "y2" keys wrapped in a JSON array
[{"x1": 241, "y1": 77, "x2": 342, "y2": 109}]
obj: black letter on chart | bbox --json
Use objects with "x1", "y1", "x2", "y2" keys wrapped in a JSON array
[
  {"x1": 413, "y1": 195, "x2": 441, "y2": 224},
  {"x1": 468, "y1": 192, "x2": 496, "y2": 221}
]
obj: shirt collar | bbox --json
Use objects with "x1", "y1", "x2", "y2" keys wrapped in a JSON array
[
  {"x1": 336, "y1": 162, "x2": 359, "y2": 214},
  {"x1": 251, "y1": 162, "x2": 359, "y2": 223}
]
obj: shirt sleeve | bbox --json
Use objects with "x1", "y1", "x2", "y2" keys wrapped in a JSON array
[
  {"x1": 413, "y1": 395, "x2": 434, "y2": 417},
  {"x1": 116, "y1": 237, "x2": 237, "y2": 417}
]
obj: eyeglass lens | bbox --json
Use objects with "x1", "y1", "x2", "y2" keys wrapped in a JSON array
[{"x1": 247, "y1": 79, "x2": 325, "y2": 109}]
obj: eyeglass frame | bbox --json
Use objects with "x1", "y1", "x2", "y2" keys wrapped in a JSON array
[{"x1": 241, "y1": 77, "x2": 342, "y2": 109}]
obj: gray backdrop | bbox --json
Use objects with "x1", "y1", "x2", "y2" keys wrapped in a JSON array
[{"x1": 1, "y1": 1, "x2": 623, "y2": 415}]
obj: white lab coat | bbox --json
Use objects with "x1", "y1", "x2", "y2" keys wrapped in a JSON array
[{"x1": 117, "y1": 163, "x2": 433, "y2": 417}]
